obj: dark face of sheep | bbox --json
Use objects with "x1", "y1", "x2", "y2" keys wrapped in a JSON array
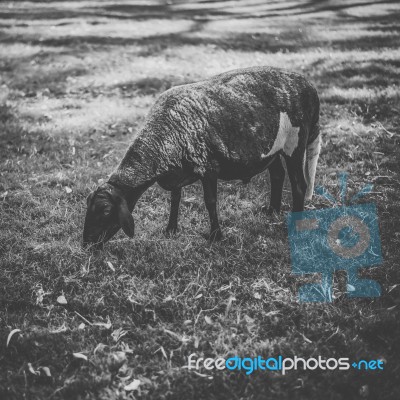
[{"x1": 82, "y1": 184, "x2": 135, "y2": 249}]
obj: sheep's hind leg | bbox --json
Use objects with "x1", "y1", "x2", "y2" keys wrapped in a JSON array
[
  {"x1": 165, "y1": 187, "x2": 182, "y2": 235},
  {"x1": 262, "y1": 155, "x2": 285, "y2": 215},
  {"x1": 201, "y1": 174, "x2": 222, "y2": 242}
]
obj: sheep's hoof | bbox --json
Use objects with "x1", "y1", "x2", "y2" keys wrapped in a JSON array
[
  {"x1": 261, "y1": 205, "x2": 280, "y2": 216},
  {"x1": 209, "y1": 228, "x2": 223, "y2": 242},
  {"x1": 165, "y1": 225, "x2": 178, "y2": 237}
]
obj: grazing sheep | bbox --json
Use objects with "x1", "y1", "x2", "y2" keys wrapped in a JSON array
[{"x1": 83, "y1": 66, "x2": 321, "y2": 248}]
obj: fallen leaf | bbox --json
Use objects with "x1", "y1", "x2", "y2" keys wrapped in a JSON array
[
  {"x1": 347, "y1": 284, "x2": 356, "y2": 292},
  {"x1": 217, "y1": 284, "x2": 231, "y2": 292},
  {"x1": 73, "y1": 352, "x2": 88, "y2": 361},
  {"x1": 93, "y1": 317, "x2": 112, "y2": 329},
  {"x1": 124, "y1": 379, "x2": 141, "y2": 392},
  {"x1": 193, "y1": 371, "x2": 213, "y2": 379},
  {"x1": 108, "y1": 351, "x2": 127, "y2": 372},
  {"x1": 360, "y1": 385, "x2": 369, "y2": 398},
  {"x1": 57, "y1": 295, "x2": 67, "y2": 305},
  {"x1": 204, "y1": 316, "x2": 213, "y2": 325},
  {"x1": 50, "y1": 323, "x2": 67, "y2": 334},
  {"x1": 301, "y1": 333, "x2": 312, "y2": 343},
  {"x1": 225, "y1": 296, "x2": 236, "y2": 317},
  {"x1": 94, "y1": 343, "x2": 108, "y2": 355},
  {"x1": 183, "y1": 196, "x2": 197, "y2": 204},
  {"x1": 106, "y1": 261, "x2": 115, "y2": 272},
  {"x1": 65, "y1": 186, "x2": 72, "y2": 193},
  {"x1": 120, "y1": 342, "x2": 134, "y2": 354},
  {"x1": 378, "y1": 356, "x2": 387, "y2": 365},
  {"x1": 163, "y1": 329, "x2": 190, "y2": 343},
  {"x1": 265, "y1": 310, "x2": 280, "y2": 317},
  {"x1": 28, "y1": 363, "x2": 39, "y2": 375},
  {"x1": 388, "y1": 284, "x2": 400, "y2": 293},
  {"x1": 111, "y1": 327, "x2": 128, "y2": 342},
  {"x1": 7, "y1": 329, "x2": 21, "y2": 347},
  {"x1": 39, "y1": 366, "x2": 51, "y2": 377}
]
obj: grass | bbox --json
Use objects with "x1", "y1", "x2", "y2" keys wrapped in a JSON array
[{"x1": 1, "y1": 0, "x2": 400, "y2": 399}]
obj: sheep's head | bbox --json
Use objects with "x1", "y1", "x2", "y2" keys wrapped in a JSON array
[{"x1": 82, "y1": 183, "x2": 134, "y2": 249}]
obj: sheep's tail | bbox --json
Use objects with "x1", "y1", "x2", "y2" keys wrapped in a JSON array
[{"x1": 304, "y1": 123, "x2": 322, "y2": 201}]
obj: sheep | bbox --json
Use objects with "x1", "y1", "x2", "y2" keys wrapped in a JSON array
[{"x1": 83, "y1": 66, "x2": 321, "y2": 248}]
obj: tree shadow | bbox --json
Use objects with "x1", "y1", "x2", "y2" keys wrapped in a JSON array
[
  {"x1": 0, "y1": 0, "x2": 398, "y2": 60},
  {"x1": 1, "y1": 0, "x2": 398, "y2": 22},
  {"x1": 108, "y1": 75, "x2": 194, "y2": 96},
  {"x1": 1, "y1": 0, "x2": 399, "y2": 126},
  {"x1": 324, "y1": 61, "x2": 400, "y2": 87},
  {"x1": 2, "y1": 24, "x2": 399, "y2": 56}
]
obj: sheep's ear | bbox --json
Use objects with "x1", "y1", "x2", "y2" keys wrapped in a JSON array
[{"x1": 117, "y1": 199, "x2": 135, "y2": 237}]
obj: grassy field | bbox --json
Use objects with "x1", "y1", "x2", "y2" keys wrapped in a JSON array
[{"x1": 1, "y1": 0, "x2": 400, "y2": 399}]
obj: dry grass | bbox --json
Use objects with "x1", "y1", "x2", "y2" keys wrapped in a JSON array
[{"x1": 1, "y1": 0, "x2": 400, "y2": 399}]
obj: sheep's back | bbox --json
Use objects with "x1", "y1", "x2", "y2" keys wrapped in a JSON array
[{"x1": 133, "y1": 67, "x2": 319, "y2": 183}]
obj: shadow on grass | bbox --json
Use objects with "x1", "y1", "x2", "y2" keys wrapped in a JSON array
[
  {"x1": 0, "y1": 0, "x2": 397, "y2": 21},
  {"x1": 317, "y1": 59, "x2": 400, "y2": 121},
  {"x1": 2, "y1": 26, "x2": 399, "y2": 56},
  {"x1": 109, "y1": 76, "x2": 194, "y2": 96},
  {"x1": 325, "y1": 61, "x2": 400, "y2": 87},
  {"x1": 11, "y1": 65, "x2": 88, "y2": 96}
]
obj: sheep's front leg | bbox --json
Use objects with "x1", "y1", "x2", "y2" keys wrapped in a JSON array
[
  {"x1": 201, "y1": 174, "x2": 222, "y2": 242},
  {"x1": 165, "y1": 187, "x2": 181, "y2": 235},
  {"x1": 262, "y1": 155, "x2": 285, "y2": 215},
  {"x1": 284, "y1": 147, "x2": 307, "y2": 212}
]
